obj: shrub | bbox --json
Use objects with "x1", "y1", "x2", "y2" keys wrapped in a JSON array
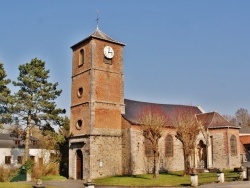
[
  {"x1": 32, "y1": 164, "x2": 43, "y2": 179},
  {"x1": 0, "y1": 166, "x2": 19, "y2": 182},
  {"x1": 32, "y1": 162, "x2": 59, "y2": 179},
  {"x1": 44, "y1": 162, "x2": 59, "y2": 176}
]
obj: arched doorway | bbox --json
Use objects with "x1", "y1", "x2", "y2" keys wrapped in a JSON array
[
  {"x1": 197, "y1": 140, "x2": 207, "y2": 169},
  {"x1": 76, "y1": 150, "x2": 83, "y2": 180}
]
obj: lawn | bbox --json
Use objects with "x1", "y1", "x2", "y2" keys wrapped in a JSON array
[
  {"x1": 93, "y1": 171, "x2": 240, "y2": 187},
  {"x1": 0, "y1": 175, "x2": 66, "y2": 188},
  {"x1": 0, "y1": 171, "x2": 240, "y2": 188},
  {"x1": 0, "y1": 182, "x2": 55, "y2": 188}
]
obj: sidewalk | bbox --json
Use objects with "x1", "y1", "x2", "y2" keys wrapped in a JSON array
[{"x1": 25, "y1": 179, "x2": 250, "y2": 188}]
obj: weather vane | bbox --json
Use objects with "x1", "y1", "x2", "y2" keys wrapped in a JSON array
[{"x1": 96, "y1": 10, "x2": 100, "y2": 29}]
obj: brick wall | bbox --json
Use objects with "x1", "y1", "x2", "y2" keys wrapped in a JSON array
[{"x1": 209, "y1": 128, "x2": 241, "y2": 169}]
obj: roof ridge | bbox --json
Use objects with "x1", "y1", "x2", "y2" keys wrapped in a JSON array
[
  {"x1": 207, "y1": 111, "x2": 216, "y2": 128},
  {"x1": 124, "y1": 98, "x2": 200, "y2": 108}
]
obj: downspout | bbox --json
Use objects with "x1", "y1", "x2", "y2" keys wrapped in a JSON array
[
  {"x1": 205, "y1": 129, "x2": 209, "y2": 169},
  {"x1": 227, "y1": 127, "x2": 231, "y2": 169}
]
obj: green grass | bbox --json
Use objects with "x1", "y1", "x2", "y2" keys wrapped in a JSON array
[
  {"x1": 0, "y1": 182, "x2": 55, "y2": 188},
  {"x1": 93, "y1": 171, "x2": 240, "y2": 187},
  {"x1": 0, "y1": 175, "x2": 66, "y2": 188},
  {"x1": 0, "y1": 183, "x2": 31, "y2": 188},
  {"x1": 0, "y1": 171, "x2": 240, "y2": 188},
  {"x1": 40, "y1": 175, "x2": 67, "y2": 181}
]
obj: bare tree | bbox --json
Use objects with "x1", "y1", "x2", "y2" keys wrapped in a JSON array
[
  {"x1": 223, "y1": 114, "x2": 236, "y2": 125},
  {"x1": 235, "y1": 108, "x2": 250, "y2": 127},
  {"x1": 137, "y1": 106, "x2": 168, "y2": 179},
  {"x1": 172, "y1": 109, "x2": 203, "y2": 175}
]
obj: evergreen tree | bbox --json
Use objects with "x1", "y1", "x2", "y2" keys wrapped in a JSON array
[
  {"x1": 12, "y1": 58, "x2": 65, "y2": 162},
  {"x1": 0, "y1": 62, "x2": 12, "y2": 127}
]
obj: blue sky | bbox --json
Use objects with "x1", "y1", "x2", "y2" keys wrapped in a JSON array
[{"x1": 1, "y1": 0, "x2": 250, "y2": 116}]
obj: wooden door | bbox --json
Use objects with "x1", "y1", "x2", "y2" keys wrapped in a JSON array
[{"x1": 76, "y1": 150, "x2": 83, "y2": 179}]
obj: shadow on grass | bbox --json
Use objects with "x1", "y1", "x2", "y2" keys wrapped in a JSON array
[
  {"x1": 114, "y1": 175, "x2": 151, "y2": 180},
  {"x1": 160, "y1": 171, "x2": 184, "y2": 177},
  {"x1": 180, "y1": 184, "x2": 191, "y2": 187}
]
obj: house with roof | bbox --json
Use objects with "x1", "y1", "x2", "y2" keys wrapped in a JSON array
[
  {"x1": 68, "y1": 27, "x2": 242, "y2": 180},
  {"x1": 239, "y1": 125, "x2": 250, "y2": 163},
  {"x1": 0, "y1": 133, "x2": 53, "y2": 168}
]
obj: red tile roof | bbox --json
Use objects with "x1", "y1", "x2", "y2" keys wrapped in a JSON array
[
  {"x1": 123, "y1": 99, "x2": 203, "y2": 126},
  {"x1": 197, "y1": 112, "x2": 239, "y2": 129},
  {"x1": 240, "y1": 135, "x2": 250, "y2": 144},
  {"x1": 123, "y1": 99, "x2": 240, "y2": 130}
]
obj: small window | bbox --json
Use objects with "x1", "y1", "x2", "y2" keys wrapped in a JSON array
[
  {"x1": 79, "y1": 49, "x2": 84, "y2": 67},
  {"x1": 144, "y1": 138, "x2": 154, "y2": 157},
  {"x1": 17, "y1": 156, "x2": 23, "y2": 164},
  {"x1": 15, "y1": 140, "x2": 21, "y2": 145},
  {"x1": 5, "y1": 156, "x2": 11, "y2": 164},
  {"x1": 30, "y1": 156, "x2": 35, "y2": 162},
  {"x1": 77, "y1": 87, "x2": 83, "y2": 98},
  {"x1": 76, "y1": 119, "x2": 83, "y2": 130},
  {"x1": 30, "y1": 140, "x2": 37, "y2": 145},
  {"x1": 165, "y1": 135, "x2": 173, "y2": 156},
  {"x1": 230, "y1": 135, "x2": 237, "y2": 155}
]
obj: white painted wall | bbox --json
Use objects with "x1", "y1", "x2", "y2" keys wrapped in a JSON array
[{"x1": 0, "y1": 148, "x2": 53, "y2": 167}]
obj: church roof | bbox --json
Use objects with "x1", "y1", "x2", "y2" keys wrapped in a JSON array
[
  {"x1": 123, "y1": 99, "x2": 240, "y2": 130},
  {"x1": 123, "y1": 99, "x2": 203, "y2": 125},
  {"x1": 71, "y1": 27, "x2": 125, "y2": 49},
  {"x1": 196, "y1": 112, "x2": 240, "y2": 129}
]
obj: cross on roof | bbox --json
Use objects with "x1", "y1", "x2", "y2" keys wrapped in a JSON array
[{"x1": 96, "y1": 10, "x2": 100, "y2": 29}]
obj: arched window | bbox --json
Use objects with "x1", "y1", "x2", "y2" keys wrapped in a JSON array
[
  {"x1": 144, "y1": 138, "x2": 154, "y2": 157},
  {"x1": 230, "y1": 135, "x2": 237, "y2": 155},
  {"x1": 165, "y1": 135, "x2": 173, "y2": 156},
  {"x1": 79, "y1": 49, "x2": 84, "y2": 66}
]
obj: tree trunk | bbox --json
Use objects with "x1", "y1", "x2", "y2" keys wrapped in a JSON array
[
  {"x1": 24, "y1": 113, "x2": 31, "y2": 162},
  {"x1": 183, "y1": 148, "x2": 190, "y2": 176},
  {"x1": 153, "y1": 151, "x2": 159, "y2": 179}
]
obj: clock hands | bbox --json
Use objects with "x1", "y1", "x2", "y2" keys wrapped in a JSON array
[{"x1": 104, "y1": 46, "x2": 114, "y2": 58}]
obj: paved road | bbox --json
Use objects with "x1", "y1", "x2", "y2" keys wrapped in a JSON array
[{"x1": 25, "y1": 179, "x2": 250, "y2": 188}]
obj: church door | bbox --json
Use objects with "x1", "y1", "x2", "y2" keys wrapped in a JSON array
[{"x1": 76, "y1": 150, "x2": 83, "y2": 179}]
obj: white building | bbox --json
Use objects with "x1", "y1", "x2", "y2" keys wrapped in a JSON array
[{"x1": 0, "y1": 133, "x2": 53, "y2": 168}]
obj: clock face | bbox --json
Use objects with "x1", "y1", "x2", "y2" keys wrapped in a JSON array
[{"x1": 104, "y1": 46, "x2": 114, "y2": 59}]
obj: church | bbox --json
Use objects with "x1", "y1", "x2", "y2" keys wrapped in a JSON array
[{"x1": 68, "y1": 27, "x2": 241, "y2": 180}]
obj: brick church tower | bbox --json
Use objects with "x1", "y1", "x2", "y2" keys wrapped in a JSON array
[{"x1": 68, "y1": 27, "x2": 125, "y2": 180}]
